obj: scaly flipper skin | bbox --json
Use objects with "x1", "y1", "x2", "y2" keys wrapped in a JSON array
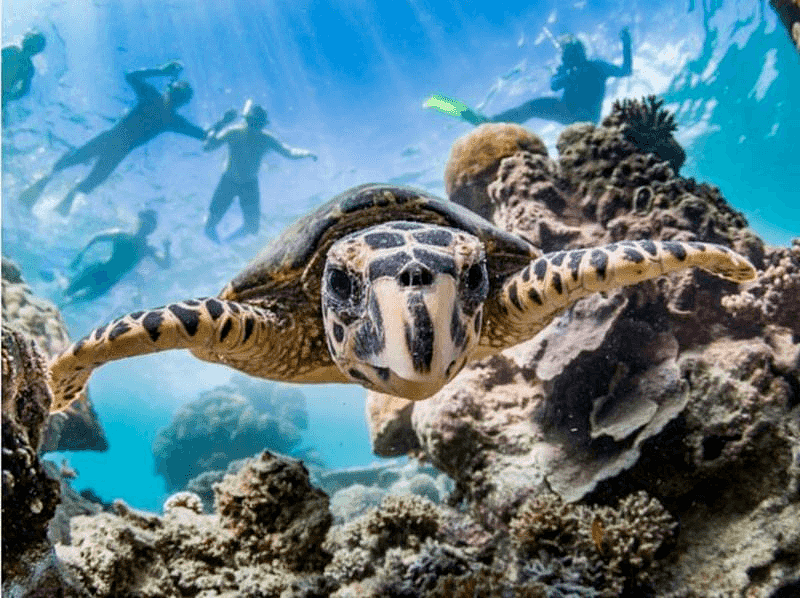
[
  {"x1": 48, "y1": 298, "x2": 284, "y2": 412},
  {"x1": 497, "y1": 240, "x2": 756, "y2": 343}
]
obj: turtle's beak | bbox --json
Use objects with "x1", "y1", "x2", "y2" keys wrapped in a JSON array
[{"x1": 364, "y1": 268, "x2": 467, "y2": 398}]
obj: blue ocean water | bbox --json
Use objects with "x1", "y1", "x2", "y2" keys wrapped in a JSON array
[{"x1": 2, "y1": 0, "x2": 797, "y2": 512}]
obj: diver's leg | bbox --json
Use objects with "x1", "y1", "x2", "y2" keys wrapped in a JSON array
[
  {"x1": 52, "y1": 131, "x2": 112, "y2": 172},
  {"x1": 490, "y1": 97, "x2": 574, "y2": 125},
  {"x1": 55, "y1": 150, "x2": 125, "y2": 215},
  {"x1": 205, "y1": 175, "x2": 237, "y2": 243},
  {"x1": 226, "y1": 180, "x2": 260, "y2": 242},
  {"x1": 63, "y1": 263, "x2": 112, "y2": 305}
]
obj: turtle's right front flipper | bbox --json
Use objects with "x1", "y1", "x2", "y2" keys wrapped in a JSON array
[{"x1": 47, "y1": 298, "x2": 280, "y2": 412}]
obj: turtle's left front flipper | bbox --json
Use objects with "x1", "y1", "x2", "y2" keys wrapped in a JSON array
[
  {"x1": 498, "y1": 240, "x2": 756, "y2": 342},
  {"x1": 47, "y1": 298, "x2": 280, "y2": 412}
]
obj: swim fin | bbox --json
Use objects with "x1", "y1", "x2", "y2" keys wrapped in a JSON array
[
  {"x1": 423, "y1": 94, "x2": 489, "y2": 126},
  {"x1": 18, "y1": 176, "x2": 50, "y2": 208}
]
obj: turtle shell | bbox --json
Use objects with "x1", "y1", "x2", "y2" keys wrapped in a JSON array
[{"x1": 225, "y1": 183, "x2": 539, "y2": 303}]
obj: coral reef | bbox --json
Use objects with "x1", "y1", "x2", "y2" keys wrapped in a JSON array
[
  {"x1": 4, "y1": 116, "x2": 798, "y2": 597},
  {"x1": 2, "y1": 256, "x2": 108, "y2": 453},
  {"x1": 314, "y1": 458, "x2": 454, "y2": 523},
  {"x1": 152, "y1": 374, "x2": 309, "y2": 492},
  {"x1": 445, "y1": 122, "x2": 547, "y2": 218},
  {"x1": 722, "y1": 238, "x2": 800, "y2": 334},
  {"x1": 55, "y1": 452, "x2": 333, "y2": 597},
  {"x1": 2, "y1": 329, "x2": 84, "y2": 597},
  {"x1": 509, "y1": 491, "x2": 677, "y2": 595},
  {"x1": 368, "y1": 119, "x2": 798, "y2": 595}
]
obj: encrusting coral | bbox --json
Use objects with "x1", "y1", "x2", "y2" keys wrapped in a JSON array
[{"x1": 1, "y1": 329, "x2": 85, "y2": 597}]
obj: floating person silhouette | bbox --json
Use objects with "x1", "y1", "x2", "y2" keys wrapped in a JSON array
[
  {"x1": 19, "y1": 61, "x2": 208, "y2": 215},
  {"x1": 425, "y1": 28, "x2": 632, "y2": 126},
  {"x1": 2, "y1": 30, "x2": 46, "y2": 115},
  {"x1": 62, "y1": 209, "x2": 170, "y2": 306},
  {"x1": 203, "y1": 99, "x2": 318, "y2": 243}
]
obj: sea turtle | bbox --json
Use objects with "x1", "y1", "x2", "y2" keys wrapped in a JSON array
[{"x1": 48, "y1": 183, "x2": 756, "y2": 412}]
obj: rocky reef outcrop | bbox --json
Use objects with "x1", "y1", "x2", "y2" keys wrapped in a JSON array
[
  {"x1": 2, "y1": 257, "x2": 108, "y2": 453},
  {"x1": 152, "y1": 374, "x2": 311, "y2": 493},
  {"x1": 2, "y1": 329, "x2": 85, "y2": 597},
  {"x1": 369, "y1": 112, "x2": 799, "y2": 596}
]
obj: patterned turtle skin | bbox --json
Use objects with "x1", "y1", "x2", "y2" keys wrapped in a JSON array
[{"x1": 48, "y1": 183, "x2": 756, "y2": 411}]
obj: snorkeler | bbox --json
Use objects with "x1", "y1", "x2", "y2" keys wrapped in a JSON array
[
  {"x1": 19, "y1": 61, "x2": 212, "y2": 215},
  {"x1": 426, "y1": 28, "x2": 632, "y2": 126},
  {"x1": 2, "y1": 30, "x2": 46, "y2": 111},
  {"x1": 62, "y1": 209, "x2": 170, "y2": 306},
  {"x1": 203, "y1": 99, "x2": 318, "y2": 243}
]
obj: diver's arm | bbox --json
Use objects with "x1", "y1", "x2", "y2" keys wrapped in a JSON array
[
  {"x1": 550, "y1": 64, "x2": 574, "y2": 91},
  {"x1": 125, "y1": 61, "x2": 182, "y2": 98},
  {"x1": 601, "y1": 28, "x2": 633, "y2": 78},
  {"x1": 169, "y1": 114, "x2": 208, "y2": 141},
  {"x1": 146, "y1": 240, "x2": 171, "y2": 269},
  {"x1": 270, "y1": 135, "x2": 317, "y2": 161},
  {"x1": 203, "y1": 110, "x2": 239, "y2": 150}
]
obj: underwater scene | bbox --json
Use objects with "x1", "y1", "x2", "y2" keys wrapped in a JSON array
[{"x1": 2, "y1": 0, "x2": 799, "y2": 596}]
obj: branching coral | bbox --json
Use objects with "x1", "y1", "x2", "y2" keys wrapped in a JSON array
[
  {"x1": 604, "y1": 96, "x2": 677, "y2": 140},
  {"x1": 324, "y1": 494, "x2": 443, "y2": 585},
  {"x1": 602, "y1": 95, "x2": 685, "y2": 174},
  {"x1": 509, "y1": 491, "x2": 677, "y2": 595},
  {"x1": 722, "y1": 238, "x2": 800, "y2": 333}
]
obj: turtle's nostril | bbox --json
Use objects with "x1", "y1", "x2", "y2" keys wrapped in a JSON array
[{"x1": 398, "y1": 263, "x2": 434, "y2": 288}]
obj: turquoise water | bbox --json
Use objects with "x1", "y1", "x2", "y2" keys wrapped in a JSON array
[{"x1": 2, "y1": 0, "x2": 797, "y2": 511}]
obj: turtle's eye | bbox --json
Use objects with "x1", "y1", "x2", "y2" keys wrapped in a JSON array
[
  {"x1": 328, "y1": 268, "x2": 352, "y2": 300},
  {"x1": 466, "y1": 263, "x2": 485, "y2": 291}
]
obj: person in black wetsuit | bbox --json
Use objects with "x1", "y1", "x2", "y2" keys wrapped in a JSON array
[
  {"x1": 203, "y1": 99, "x2": 317, "y2": 243},
  {"x1": 2, "y1": 30, "x2": 46, "y2": 114},
  {"x1": 62, "y1": 209, "x2": 170, "y2": 306},
  {"x1": 455, "y1": 28, "x2": 632, "y2": 126},
  {"x1": 20, "y1": 61, "x2": 215, "y2": 215}
]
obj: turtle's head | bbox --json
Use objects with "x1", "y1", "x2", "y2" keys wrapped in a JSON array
[{"x1": 322, "y1": 221, "x2": 489, "y2": 400}]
